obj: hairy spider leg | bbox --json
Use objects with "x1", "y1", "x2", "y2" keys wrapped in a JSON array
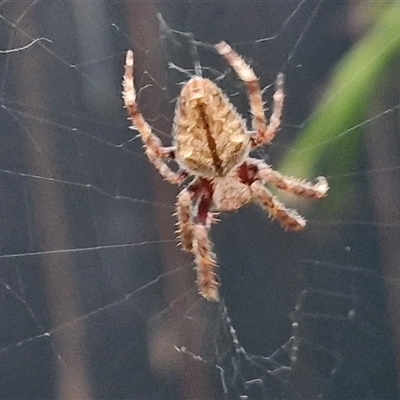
[
  {"x1": 250, "y1": 180, "x2": 306, "y2": 230},
  {"x1": 176, "y1": 189, "x2": 193, "y2": 252},
  {"x1": 188, "y1": 179, "x2": 220, "y2": 301},
  {"x1": 249, "y1": 158, "x2": 329, "y2": 199},
  {"x1": 123, "y1": 50, "x2": 183, "y2": 184},
  {"x1": 215, "y1": 41, "x2": 284, "y2": 148}
]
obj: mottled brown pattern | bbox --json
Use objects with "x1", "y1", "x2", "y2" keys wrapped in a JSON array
[{"x1": 174, "y1": 77, "x2": 249, "y2": 177}]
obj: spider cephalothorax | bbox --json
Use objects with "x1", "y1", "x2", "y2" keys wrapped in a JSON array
[{"x1": 123, "y1": 41, "x2": 328, "y2": 301}]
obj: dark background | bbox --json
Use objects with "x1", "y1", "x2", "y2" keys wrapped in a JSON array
[{"x1": 0, "y1": 1, "x2": 399, "y2": 399}]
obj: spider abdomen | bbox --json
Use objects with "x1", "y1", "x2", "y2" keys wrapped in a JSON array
[{"x1": 174, "y1": 77, "x2": 249, "y2": 177}]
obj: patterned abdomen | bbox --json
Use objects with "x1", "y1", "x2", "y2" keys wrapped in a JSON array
[{"x1": 174, "y1": 77, "x2": 249, "y2": 177}]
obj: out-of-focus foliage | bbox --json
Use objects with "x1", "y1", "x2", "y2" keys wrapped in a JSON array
[{"x1": 279, "y1": 2, "x2": 400, "y2": 215}]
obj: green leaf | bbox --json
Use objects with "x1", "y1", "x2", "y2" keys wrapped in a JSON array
[{"x1": 280, "y1": 2, "x2": 400, "y2": 179}]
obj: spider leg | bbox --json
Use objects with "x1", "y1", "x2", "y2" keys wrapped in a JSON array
[
  {"x1": 215, "y1": 41, "x2": 284, "y2": 148},
  {"x1": 188, "y1": 180, "x2": 220, "y2": 301},
  {"x1": 175, "y1": 180, "x2": 220, "y2": 301},
  {"x1": 261, "y1": 72, "x2": 284, "y2": 148},
  {"x1": 250, "y1": 158, "x2": 329, "y2": 199},
  {"x1": 250, "y1": 180, "x2": 306, "y2": 231},
  {"x1": 175, "y1": 189, "x2": 193, "y2": 252},
  {"x1": 123, "y1": 50, "x2": 183, "y2": 184},
  {"x1": 192, "y1": 219, "x2": 220, "y2": 302}
]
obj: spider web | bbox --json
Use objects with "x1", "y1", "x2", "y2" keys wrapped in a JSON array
[{"x1": 0, "y1": 1, "x2": 399, "y2": 399}]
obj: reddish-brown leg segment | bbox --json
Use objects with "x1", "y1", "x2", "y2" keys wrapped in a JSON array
[
  {"x1": 175, "y1": 179, "x2": 220, "y2": 301},
  {"x1": 191, "y1": 180, "x2": 219, "y2": 301}
]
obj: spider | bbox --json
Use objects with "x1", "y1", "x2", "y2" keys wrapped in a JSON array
[{"x1": 122, "y1": 41, "x2": 328, "y2": 302}]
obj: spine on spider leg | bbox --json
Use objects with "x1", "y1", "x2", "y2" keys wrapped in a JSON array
[{"x1": 193, "y1": 225, "x2": 220, "y2": 302}]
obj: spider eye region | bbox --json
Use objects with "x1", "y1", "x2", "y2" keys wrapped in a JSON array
[{"x1": 174, "y1": 77, "x2": 249, "y2": 177}]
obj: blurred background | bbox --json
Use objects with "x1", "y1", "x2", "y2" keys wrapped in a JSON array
[{"x1": 0, "y1": 0, "x2": 399, "y2": 399}]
